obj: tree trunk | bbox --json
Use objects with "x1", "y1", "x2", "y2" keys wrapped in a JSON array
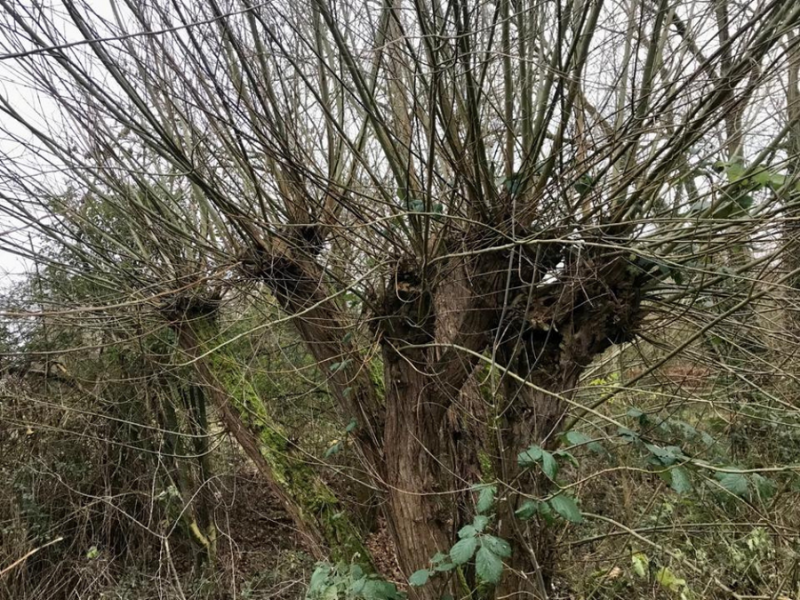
[
  {"x1": 382, "y1": 345, "x2": 456, "y2": 599},
  {"x1": 175, "y1": 315, "x2": 372, "y2": 565}
]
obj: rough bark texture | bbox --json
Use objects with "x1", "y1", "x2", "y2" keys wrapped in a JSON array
[{"x1": 241, "y1": 223, "x2": 644, "y2": 599}]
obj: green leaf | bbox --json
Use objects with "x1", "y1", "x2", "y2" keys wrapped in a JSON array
[
  {"x1": 655, "y1": 566, "x2": 686, "y2": 591},
  {"x1": 309, "y1": 565, "x2": 330, "y2": 595},
  {"x1": 574, "y1": 174, "x2": 595, "y2": 195},
  {"x1": 752, "y1": 170, "x2": 772, "y2": 186},
  {"x1": 475, "y1": 546, "x2": 504, "y2": 584},
  {"x1": 476, "y1": 485, "x2": 496, "y2": 514},
  {"x1": 715, "y1": 472, "x2": 750, "y2": 497},
  {"x1": 345, "y1": 419, "x2": 358, "y2": 434},
  {"x1": 324, "y1": 441, "x2": 343, "y2": 458},
  {"x1": 645, "y1": 443, "x2": 684, "y2": 466},
  {"x1": 409, "y1": 569, "x2": 430, "y2": 587},
  {"x1": 631, "y1": 552, "x2": 649, "y2": 578},
  {"x1": 617, "y1": 427, "x2": 639, "y2": 443},
  {"x1": 361, "y1": 580, "x2": 400, "y2": 600},
  {"x1": 434, "y1": 561, "x2": 456, "y2": 573},
  {"x1": 481, "y1": 535, "x2": 511, "y2": 558},
  {"x1": 350, "y1": 576, "x2": 366, "y2": 596},
  {"x1": 472, "y1": 514, "x2": 489, "y2": 532},
  {"x1": 504, "y1": 174, "x2": 523, "y2": 196},
  {"x1": 564, "y1": 431, "x2": 604, "y2": 453},
  {"x1": 518, "y1": 444, "x2": 543, "y2": 468},
  {"x1": 409, "y1": 199, "x2": 425, "y2": 212},
  {"x1": 514, "y1": 500, "x2": 537, "y2": 520},
  {"x1": 627, "y1": 407, "x2": 645, "y2": 419},
  {"x1": 564, "y1": 431, "x2": 590, "y2": 445},
  {"x1": 770, "y1": 173, "x2": 786, "y2": 187},
  {"x1": 458, "y1": 524, "x2": 478, "y2": 539},
  {"x1": 322, "y1": 585, "x2": 339, "y2": 600},
  {"x1": 751, "y1": 473, "x2": 776, "y2": 500},
  {"x1": 554, "y1": 449, "x2": 579, "y2": 467},
  {"x1": 549, "y1": 494, "x2": 583, "y2": 523},
  {"x1": 342, "y1": 331, "x2": 354, "y2": 344},
  {"x1": 450, "y1": 536, "x2": 478, "y2": 565},
  {"x1": 329, "y1": 359, "x2": 352, "y2": 373},
  {"x1": 735, "y1": 194, "x2": 754, "y2": 210},
  {"x1": 725, "y1": 161, "x2": 746, "y2": 182},
  {"x1": 538, "y1": 499, "x2": 554, "y2": 524},
  {"x1": 541, "y1": 451, "x2": 558, "y2": 480},
  {"x1": 670, "y1": 467, "x2": 692, "y2": 494}
]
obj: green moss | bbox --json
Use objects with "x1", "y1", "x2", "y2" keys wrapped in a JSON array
[
  {"x1": 368, "y1": 357, "x2": 386, "y2": 403},
  {"x1": 188, "y1": 320, "x2": 372, "y2": 566}
]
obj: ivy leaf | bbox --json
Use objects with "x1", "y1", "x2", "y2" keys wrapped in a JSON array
[
  {"x1": 670, "y1": 467, "x2": 692, "y2": 495},
  {"x1": 541, "y1": 451, "x2": 558, "y2": 480},
  {"x1": 476, "y1": 485, "x2": 496, "y2": 514},
  {"x1": 408, "y1": 569, "x2": 430, "y2": 587},
  {"x1": 548, "y1": 494, "x2": 583, "y2": 523},
  {"x1": 481, "y1": 535, "x2": 512, "y2": 558},
  {"x1": 475, "y1": 546, "x2": 504, "y2": 584},
  {"x1": 450, "y1": 536, "x2": 478, "y2": 565},
  {"x1": 715, "y1": 472, "x2": 750, "y2": 497},
  {"x1": 518, "y1": 445, "x2": 543, "y2": 468}
]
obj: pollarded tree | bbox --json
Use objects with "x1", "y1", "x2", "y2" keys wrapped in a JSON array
[{"x1": 2, "y1": 0, "x2": 800, "y2": 597}]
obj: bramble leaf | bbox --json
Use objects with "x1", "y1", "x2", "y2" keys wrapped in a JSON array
[
  {"x1": 549, "y1": 494, "x2": 583, "y2": 523},
  {"x1": 450, "y1": 536, "x2": 478, "y2": 565},
  {"x1": 475, "y1": 546, "x2": 504, "y2": 584}
]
